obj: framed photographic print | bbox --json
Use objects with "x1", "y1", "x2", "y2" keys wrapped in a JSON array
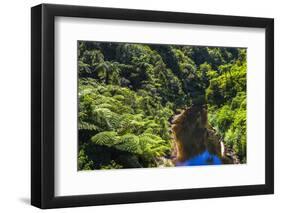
[{"x1": 31, "y1": 3, "x2": 274, "y2": 209}]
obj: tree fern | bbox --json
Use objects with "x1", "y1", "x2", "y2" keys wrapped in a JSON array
[
  {"x1": 115, "y1": 134, "x2": 142, "y2": 154},
  {"x1": 91, "y1": 131, "x2": 119, "y2": 147},
  {"x1": 78, "y1": 121, "x2": 100, "y2": 131}
]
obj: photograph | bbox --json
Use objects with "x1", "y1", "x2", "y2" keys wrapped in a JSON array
[{"x1": 77, "y1": 41, "x2": 247, "y2": 170}]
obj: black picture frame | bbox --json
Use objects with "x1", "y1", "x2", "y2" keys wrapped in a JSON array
[{"x1": 31, "y1": 3, "x2": 274, "y2": 209}]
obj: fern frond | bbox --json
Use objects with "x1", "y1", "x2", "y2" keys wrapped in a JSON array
[
  {"x1": 79, "y1": 121, "x2": 100, "y2": 131},
  {"x1": 115, "y1": 134, "x2": 142, "y2": 154},
  {"x1": 92, "y1": 107, "x2": 120, "y2": 129},
  {"x1": 91, "y1": 131, "x2": 119, "y2": 147}
]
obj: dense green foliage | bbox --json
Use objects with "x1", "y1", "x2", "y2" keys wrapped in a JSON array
[
  {"x1": 78, "y1": 41, "x2": 247, "y2": 170},
  {"x1": 207, "y1": 52, "x2": 247, "y2": 162}
]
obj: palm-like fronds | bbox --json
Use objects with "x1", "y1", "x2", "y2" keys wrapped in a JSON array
[
  {"x1": 115, "y1": 134, "x2": 142, "y2": 154},
  {"x1": 91, "y1": 131, "x2": 119, "y2": 147}
]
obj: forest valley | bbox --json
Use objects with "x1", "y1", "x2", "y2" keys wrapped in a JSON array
[{"x1": 78, "y1": 41, "x2": 247, "y2": 170}]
